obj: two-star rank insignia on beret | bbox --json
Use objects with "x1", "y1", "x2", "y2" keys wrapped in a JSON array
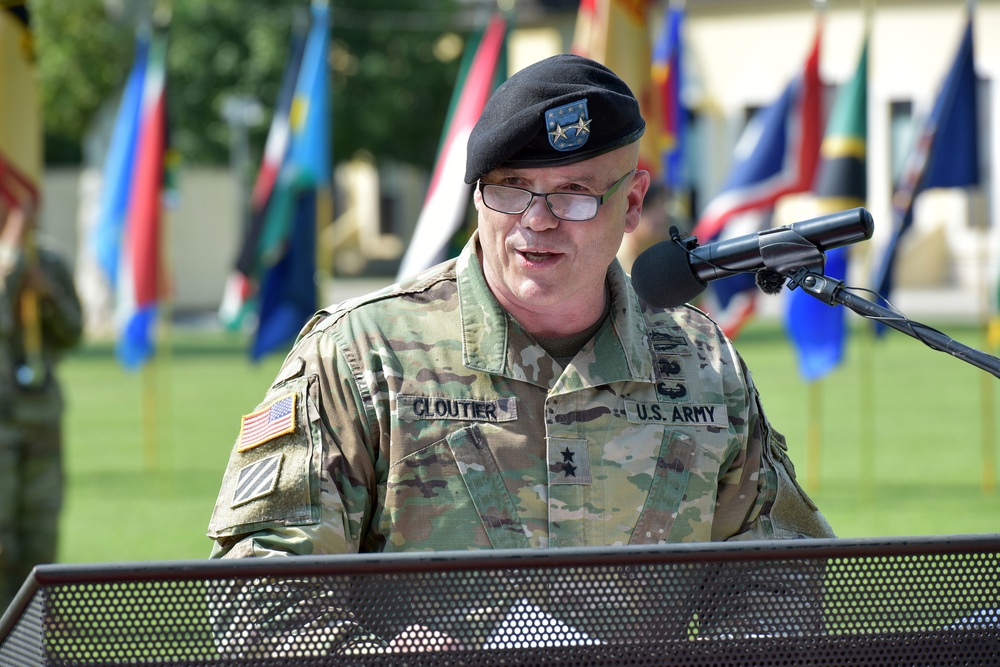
[
  {"x1": 237, "y1": 393, "x2": 297, "y2": 452},
  {"x1": 546, "y1": 99, "x2": 591, "y2": 152}
]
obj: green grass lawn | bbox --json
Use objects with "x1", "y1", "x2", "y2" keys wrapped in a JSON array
[{"x1": 55, "y1": 317, "x2": 1000, "y2": 564}]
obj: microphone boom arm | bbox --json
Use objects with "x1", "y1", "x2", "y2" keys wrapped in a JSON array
[{"x1": 787, "y1": 268, "x2": 1000, "y2": 380}]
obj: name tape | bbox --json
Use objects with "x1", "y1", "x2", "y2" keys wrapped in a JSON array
[
  {"x1": 398, "y1": 395, "x2": 518, "y2": 422},
  {"x1": 624, "y1": 400, "x2": 727, "y2": 427}
]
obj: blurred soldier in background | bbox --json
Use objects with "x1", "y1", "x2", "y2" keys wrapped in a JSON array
[
  {"x1": 616, "y1": 180, "x2": 671, "y2": 274},
  {"x1": 0, "y1": 204, "x2": 83, "y2": 610}
]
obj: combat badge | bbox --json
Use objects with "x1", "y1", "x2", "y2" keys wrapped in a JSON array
[
  {"x1": 648, "y1": 331, "x2": 691, "y2": 355},
  {"x1": 237, "y1": 393, "x2": 297, "y2": 452}
]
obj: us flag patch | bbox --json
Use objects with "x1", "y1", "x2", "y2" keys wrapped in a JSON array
[
  {"x1": 231, "y1": 453, "x2": 283, "y2": 507},
  {"x1": 237, "y1": 393, "x2": 297, "y2": 452}
]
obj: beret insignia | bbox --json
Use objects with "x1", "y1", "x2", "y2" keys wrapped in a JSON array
[{"x1": 546, "y1": 99, "x2": 591, "y2": 152}]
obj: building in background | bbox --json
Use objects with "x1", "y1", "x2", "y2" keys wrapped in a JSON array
[{"x1": 41, "y1": 0, "x2": 1000, "y2": 327}]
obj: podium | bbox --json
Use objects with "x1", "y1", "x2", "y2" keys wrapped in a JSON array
[{"x1": 2, "y1": 534, "x2": 999, "y2": 666}]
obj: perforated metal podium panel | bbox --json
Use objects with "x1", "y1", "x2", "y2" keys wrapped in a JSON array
[{"x1": 2, "y1": 535, "x2": 999, "y2": 666}]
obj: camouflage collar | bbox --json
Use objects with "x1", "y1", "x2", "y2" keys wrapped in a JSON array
[{"x1": 457, "y1": 233, "x2": 653, "y2": 386}]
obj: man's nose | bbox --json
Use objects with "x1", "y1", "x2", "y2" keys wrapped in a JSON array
[{"x1": 519, "y1": 195, "x2": 559, "y2": 231}]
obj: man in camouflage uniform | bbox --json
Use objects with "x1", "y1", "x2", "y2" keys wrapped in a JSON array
[
  {"x1": 207, "y1": 54, "x2": 834, "y2": 651},
  {"x1": 0, "y1": 206, "x2": 83, "y2": 611}
]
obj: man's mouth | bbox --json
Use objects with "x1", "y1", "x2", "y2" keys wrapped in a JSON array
[{"x1": 520, "y1": 250, "x2": 556, "y2": 262}]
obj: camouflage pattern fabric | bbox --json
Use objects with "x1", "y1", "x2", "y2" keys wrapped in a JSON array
[
  {"x1": 0, "y1": 242, "x2": 82, "y2": 611},
  {"x1": 208, "y1": 232, "x2": 833, "y2": 560}
]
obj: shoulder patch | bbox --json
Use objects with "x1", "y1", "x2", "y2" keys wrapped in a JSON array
[
  {"x1": 237, "y1": 393, "x2": 297, "y2": 452},
  {"x1": 231, "y1": 453, "x2": 284, "y2": 507}
]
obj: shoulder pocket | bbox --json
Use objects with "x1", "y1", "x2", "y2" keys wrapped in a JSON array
[{"x1": 207, "y1": 373, "x2": 322, "y2": 539}]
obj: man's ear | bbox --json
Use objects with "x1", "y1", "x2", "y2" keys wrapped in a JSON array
[
  {"x1": 472, "y1": 183, "x2": 484, "y2": 212},
  {"x1": 624, "y1": 170, "x2": 651, "y2": 233}
]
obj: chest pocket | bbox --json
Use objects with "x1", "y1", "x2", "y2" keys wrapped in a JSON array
[
  {"x1": 630, "y1": 432, "x2": 697, "y2": 545},
  {"x1": 384, "y1": 425, "x2": 530, "y2": 551}
]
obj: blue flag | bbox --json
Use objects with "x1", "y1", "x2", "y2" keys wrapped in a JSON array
[
  {"x1": 873, "y1": 17, "x2": 978, "y2": 303},
  {"x1": 652, "y1": 4, "x2": 685, "y2": 190},
  {"x1": 92, "y1": 36, "x2": 149, "y2": 287},
  {"x1": 786, "y1": 38, "x2": 868, "y2": 381},
  {"x1": 692, "y1": 24, "x2": 823, "y2": 337},
  {"x1": 252, "y1": 2, "x2": 330, "y2": 360}
]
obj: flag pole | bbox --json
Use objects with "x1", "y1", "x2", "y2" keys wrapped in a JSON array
[
  {"x1": 806, "y1": 380, "x2": 821, "y2": 492},
  {"x1": 981, "y1": 363, "x2": 995, "y2": 495},
  {"x1": 978, "y1": 186, "x2": 995, "y2": 496},
  {"x1": 142, "y1": 351, "x2": 158, "y2": 471},
  {"x1": 859, "y1": 323, "x2": 875, "y2": 502},
  {"x1": 141, "y1": 0, "x2": 174, "y2": 473}
]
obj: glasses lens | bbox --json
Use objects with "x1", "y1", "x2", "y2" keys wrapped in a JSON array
[
  {"x1": 482, "y1": 184, "x2": 532, "y2": 214},
  {"x1": 546, "y1": 194, "x2": 598, "y2": 221}
]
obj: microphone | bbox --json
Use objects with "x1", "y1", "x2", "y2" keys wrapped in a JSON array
[{"x1": 631, "y1": 207, "x2": 875, "y2": 308}]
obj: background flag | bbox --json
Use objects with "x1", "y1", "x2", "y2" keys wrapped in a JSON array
[
  {"x1": 0, "y1": 1, "x2": 41, "y2": 211},
  {"x1": 572, "y1": 0, "x2": 660, "y2": 177},
  {"x1": 219, "y1": 18, "x2": 308, "y2": 331},
  {"x1": 651, "y1": 2, "x2": 685, "y2": 190},
  {"x1": 92, "y1": 36, "x2": 148, "y2": 287},
  {"x1": 251, "y1": 1, "x2": 330, "y2": 360},
  {"x1": 91, "y1": 25, "x2": 171, "y2": 369},
  {"x1": 872, "y1": 16, "x2": 978, "y2": 306},
  {"x1": 692, "y1": 22, "x2": 822, "y2": 337},
  {"x1": 396, "y1": 13, "x2": 507, "y2": 280},
  {"x1": 117, "y1": 28, "x2": 169, "y2": 369},
  {"x1": 786, "y1": 38, "x2": 868, "y2": 381}
]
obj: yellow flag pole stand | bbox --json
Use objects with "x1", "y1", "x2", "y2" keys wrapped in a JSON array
[
  {"x1": 859, "y1": 325, "x2": 876, "y2": 503},
  {"x1": 142, "y1": 355, "x2": 158, "y2": 472},
  {"x1": 806, "y1": 380, "x2": 821, "y2": 493},
  {"x1": 981, "y1": 370, "x2": 995, "y2": 495},
  {"x1": 978, "y1": 224, "x2": 996, "y2": 496}
]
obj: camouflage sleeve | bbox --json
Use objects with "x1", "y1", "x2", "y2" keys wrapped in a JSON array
[
  {"x1": 0, "y1": 241, "x2": 21, "y2": 302},
  {"x1": 712, "y1": 345, "x2": 835, "y2": 541},
  {"x1": 207, "y1": 316, "x2": 378, "y2": 559},
  {"x1": 0, "y1": 245, "x2": 15, "y2": 411},
  {"x1": 36, "y1": 249, "x2": 83, "y2": 352},
  {"x1": 203, "y1": 314, "x2": 404, "y2": 653},
  {"x1": 695, "y1": 346, "x2": 833, "y2": 639},
  {"x1": 0, "y1": 245, "x2": 81, "y2": 352}
]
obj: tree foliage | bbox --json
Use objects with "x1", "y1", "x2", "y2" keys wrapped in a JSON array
[
  {"x1": 32, "y1": 0, "x2": 134, "y2": 164},
  {"x1": 32, "y1": 0, "x2": 466, "y2": 170}
]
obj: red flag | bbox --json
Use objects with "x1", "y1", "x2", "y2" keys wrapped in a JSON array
[
  {"x1": 692, "y1": 22, "x2": 823, "y2": 338},
  {"x1": 396, "y1": 14, "x2": 507, "y2": 279},
  {"x1": 116, "y1": 28, "x2": 169, "y2": 368}
]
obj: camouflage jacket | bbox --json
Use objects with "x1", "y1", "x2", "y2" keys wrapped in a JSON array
[
  {"x1": 208, "y1": 234, "x2": 833, "y2": 558},
  {"x1": 0, "y1": 241, "x2": 82, "y2": 424},
  {"x1": 0, "y1": 243, "x2": 15, "y2": 422}
]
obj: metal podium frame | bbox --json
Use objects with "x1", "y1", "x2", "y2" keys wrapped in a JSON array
[{"x1": 2, "y1": 534, "x2": 999, "y2": 666}]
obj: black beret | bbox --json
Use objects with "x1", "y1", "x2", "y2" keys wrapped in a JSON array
[{"x1": 464, "y1": 53, "x2": 646, "y2": 184}]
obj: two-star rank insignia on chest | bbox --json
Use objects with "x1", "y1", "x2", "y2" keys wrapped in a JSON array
[{"x1": 549, "y1": 438, "x2": 591, "y2": 485}]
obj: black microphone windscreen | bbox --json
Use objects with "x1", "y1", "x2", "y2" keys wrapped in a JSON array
[
  {"x1": 755, "y1": 269, "x2": 786, "y2": 295},
  {"x1": 631, "y1": 240, "x2": 707, "y2": 308}
]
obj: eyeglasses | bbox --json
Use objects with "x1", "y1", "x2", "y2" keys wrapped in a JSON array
[{"x1": 477, "y1": 169, "x2": 635, "y2": 222}]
